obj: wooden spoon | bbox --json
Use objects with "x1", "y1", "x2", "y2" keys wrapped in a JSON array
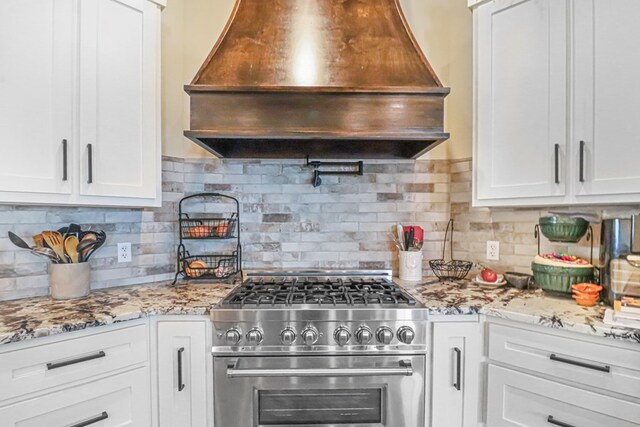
[
  {"x1": 43, "y1": 231, "x2": 67, "y2": 263},
  {"x1": 33, "y1": 234, "x2": 45, "y2": 248},
  {"x1": 64, "y1": 235, "x2": 80, "y2": 263}
]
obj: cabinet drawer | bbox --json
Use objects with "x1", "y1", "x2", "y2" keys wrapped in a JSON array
[
  {"x1": 0, "y1": 324, "x2": 148, "y2": 402},
  {"x1": 487, "y1": 365, "x2": 640, "y2": 427},
  {"x1": 488, "y1": 323, "x2": 640, "y2": 397},
  {"x1": 0, "y1": 367, "x2": 150, "y2": 426}
]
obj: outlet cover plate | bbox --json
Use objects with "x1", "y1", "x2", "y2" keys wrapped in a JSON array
[
  {"x1": 118, "y1": 242, "x2": 132, "y2": 263},
  {"x1": 486, "y1": 241, "x2": 500, "y2": 261}
]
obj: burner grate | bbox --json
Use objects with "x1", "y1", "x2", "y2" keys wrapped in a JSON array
[{"x1": 224, "y1": 277, "x2": 416, "y2": 307}]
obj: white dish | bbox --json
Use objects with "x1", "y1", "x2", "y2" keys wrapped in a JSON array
[{"x1": 473, "y1": 274, "x2": 507, "y2": 287}]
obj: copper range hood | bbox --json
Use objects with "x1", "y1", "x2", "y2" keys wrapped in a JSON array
[{"x1": 184, "y1": 0, "x2": 450, "y2": 159}]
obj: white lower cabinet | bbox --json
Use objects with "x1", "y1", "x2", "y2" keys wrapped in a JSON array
[
  {"x1": 487, "y1": 365, "x2": 640, "y2": 427},
  {"x1": 0, "y1": 367, "x2": 151, "y2": 427},
  {"x1": 486, "y1": 320, "x2": 640, "y2": 427},
  {"x1": 431, "y1": 321, "x2": 481, "y2": 427},
  {"x1": 157, "y1": 320, "x2": 209, "y2": 427},
  {"x1": 0, "y1": 321, "x2": 151, "y2": 426}
]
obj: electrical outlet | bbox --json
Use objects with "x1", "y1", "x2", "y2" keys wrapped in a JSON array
[
  {"x1": 118, "y1": 242, "x2": 132, "y2": 263},
  {"x1": 486, "y1": 241, "x2": 500, "y2": 261}
]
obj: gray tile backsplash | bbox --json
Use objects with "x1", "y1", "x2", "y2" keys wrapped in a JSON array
[{"x1": 0, "y1": 156, "x2": 451, "y2": 301}]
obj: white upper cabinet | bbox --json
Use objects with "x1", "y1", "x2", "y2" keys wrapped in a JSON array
[
  {"x1": 79, "y1": 0, "x2": 159, "y2": 201},
  {"x1": 0, "y1": 0, "x2": 162, "y2": 207},
  {"x1": 475, "y1": 0, "x2": 568, "y2": 203},
  {"x1": 0, "y1": 0, "x2": 74, "y2": 202},
  {"x1": 572, "y1": 0, "x2": 640, "y2": 203},
  {"x1": 473, "y1": 0, "x2": 640, "y2": 206}
]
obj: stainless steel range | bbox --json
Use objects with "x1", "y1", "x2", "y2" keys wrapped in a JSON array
[{"x1": 211, "y1": 270, "x2": 429, "y2": 427}]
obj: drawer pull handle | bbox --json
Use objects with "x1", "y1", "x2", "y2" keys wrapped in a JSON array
[
  {"x1": 46, "y1": 350, "x2": 106, "y2": 370},
  {"x1": 453, "y1": 347, "x2": 462, "y2": 391},
  {"x1": 547, "y1": 415, "x2": 576, "y2": 427},
  {"x1": 178, "y1": 347, "x2": 185, "y2": 391},
  {"x1": 69, "y1": 411, "x2": 109, "y2": 427},
  {"x1": 549, "y1": 354, "x2": 610, "y2": 373}
]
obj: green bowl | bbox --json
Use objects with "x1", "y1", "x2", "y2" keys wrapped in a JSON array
[
  {"x1": 538, "y1": 216, "x2": 589, "y2": 243},
  {"x1": 531, "y1": 262, "x2": 594, "y2": 295}
]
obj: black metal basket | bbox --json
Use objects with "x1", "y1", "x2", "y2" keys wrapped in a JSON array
[
  {"x1": 180, "y1": 215, "x2": 237, "y2": 239},
  {"x1": 180, "y1": 253, "x2": 239, "y2": 280},
  {"x1": 173, "y1": 193, "x2": 241, "y2": 284},
  {"x1": 429, "y1": 219, "x2": 473, "y2": 281}
]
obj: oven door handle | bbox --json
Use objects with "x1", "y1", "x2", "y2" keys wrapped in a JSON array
[{"x1": 226, "y1": 360, "x2": 413, "y2": 378}]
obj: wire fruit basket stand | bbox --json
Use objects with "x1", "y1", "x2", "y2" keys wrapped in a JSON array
[
  {"x1": 429, "y1": 219, "x2": 473, "y2": 281},
  {"x1": 172, "y1": 193, "x2": 241, "y2": 284}
]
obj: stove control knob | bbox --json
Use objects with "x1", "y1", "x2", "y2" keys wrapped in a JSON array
[
  {"x1": 397, "y1": 326, "x2": 415, "y2": 344},
  {"x1": 224, "y1": 328, "x2": 242, "y2": 346},
  {"x1": 355, "y1": 327, "x2": 373, "y2": 345},
  {"x1": 376, "y1": 326, "x2": 394, "y2": 345},
  {"x1": 280, "y1": 328, "x2": 297, "y2": 345},
  {"x1": 246, "y1": 328, "x2": 263, "y2": 346},
  {"x1": 334, "y1": 327, "x2": 351, "y2": 346},
  {"x1": 301, "y1": 327, "x2": 319, "y2": 346}
]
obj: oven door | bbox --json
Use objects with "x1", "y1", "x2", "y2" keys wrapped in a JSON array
[{"x1": 213, "y1": 355, "x2": 425, "y2": 427}]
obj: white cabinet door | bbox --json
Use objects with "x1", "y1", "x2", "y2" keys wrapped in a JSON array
[
  {"x1": 431, "y1": 322, "x2": 481, "y2": 427},
  {"x1": 0, "y1": 0, "x2": 74, "y2": 200},
  {"x1": 78, "y1": 0, "x2": 159, "y2": 200},
  {"x1": 572, "y1": 0, "x2": 640, "y2": 203},
  {"x1": 0, "y1": 367, "x2": 151, "y2": 427},
  {"x1": 474, "y1": 0, "x2": 568, "y2": 205},
  {"x1": 157, "y1": 321, "x2": 208, "y2": 427}
]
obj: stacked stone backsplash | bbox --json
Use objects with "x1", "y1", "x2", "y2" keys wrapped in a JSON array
[
  {"x1": 0, "y1": 156, "x2": 452, "y2": 301},
  {"x1": 450, "y1": 158, "x2": 640, "y2": 274}
]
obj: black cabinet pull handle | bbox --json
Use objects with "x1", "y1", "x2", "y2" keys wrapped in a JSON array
[
  {"x1": 87, "y1": 143, "x2": 93, "y2": 184},
  {"x1": 62, "y1": 139, "x2": 68, "y2": 182},
  {"x1": 579, "y1": 140, "x2": 585, "y2": 182},
  {"x1": 554, "y1": 144, "x2": 560, "y2": 184},
  {"x1": 547, "y1": 415, "x2": 576, "y2": 427},
  {"x1": 178, "y1": 347, "x2": 185, "y2": 391},
  {"x1": 550, "y1": 354, "x2": 610, "y2": 373},
  {"x1": 453, "y1": 347, "x2": 461, "y2": 391},
  {"x1": 46, "y1": 351, "x2": 106, "y2": 370},
  {"x1": 69, "y1": 411, "x2": 109, "y2": 427}
]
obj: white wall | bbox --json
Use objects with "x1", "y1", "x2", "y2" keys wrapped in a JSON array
[{"x1": 161, "y1": 0, "x2": 473, "y2": 160}]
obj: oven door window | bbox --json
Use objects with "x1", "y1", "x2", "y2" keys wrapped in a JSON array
[{"x1": 258, "y1": 388, "x2": 383, "y2": 425}]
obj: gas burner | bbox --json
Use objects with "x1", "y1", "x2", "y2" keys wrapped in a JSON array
[{"x1": 222, "y1": 273, "x2": 416, "y2": 307}]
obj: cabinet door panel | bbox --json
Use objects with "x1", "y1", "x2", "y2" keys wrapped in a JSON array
[
  {"x1": 0, "y1": 0, "x2": 74, "y2": 196},
  {"x1": 431, "y1": 322, "x2": 480, "y2": 427},
  {"x1": 157, "y1": 321, "x2": 208, "y2": 427},
  {"x1": 475, "y1": 0, "x2": 568, "y2": 201},
  {"x1": 79, "y1": 0, "x2": 158, "y2": 200},
  {"x1": 573, "y1": 0, "x2": 640, "y2": 200}
]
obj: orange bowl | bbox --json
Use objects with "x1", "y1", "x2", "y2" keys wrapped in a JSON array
[
  {"x1": 573, "y1": 294, "x2": 598, "y2": 307},
  {"x1": 571, "y1": 283, "x2": 602, "y2": 294}
]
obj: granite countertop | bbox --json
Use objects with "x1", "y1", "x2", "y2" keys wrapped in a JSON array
[
  {"x1": 1, "y1": 279, "x2": 639, "y2": 346},
  {"x1": 397, "y1": 279, "x2": 640, "y2": 344},
  {"x1": 0, "y1": 282, "x2": 236, "y2": 345}
]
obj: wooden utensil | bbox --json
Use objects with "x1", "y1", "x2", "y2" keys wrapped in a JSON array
[
  {"x1": 64, "y1": 235, "x2": 80, "y2": 263},
  {"x1": 33, "y1": 234, "x2": 45, "y2": 248},
  {"x1": 79, "y1": 233, "x2": 97, "y2": 259},
  {"x1": 43, "y1": 231, "x2": 67, "y2": 263}
]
